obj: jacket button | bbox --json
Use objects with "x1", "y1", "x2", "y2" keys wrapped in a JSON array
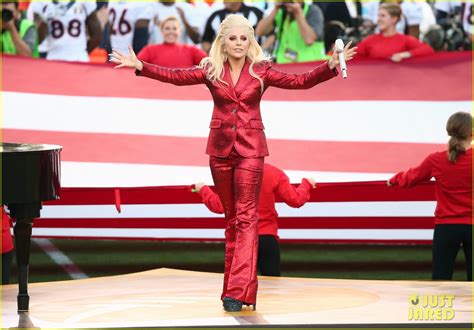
[
  {"x1": 232, "y1": 126, "x2": 236, "y2": 131},
  {"x1": 231, "y1": 109, "x2": 237, "y2": 113}
]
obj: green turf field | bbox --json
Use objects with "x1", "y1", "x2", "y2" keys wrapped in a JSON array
[{"x1": 7, "y1": 240, "x2": 469, "y2": 284}]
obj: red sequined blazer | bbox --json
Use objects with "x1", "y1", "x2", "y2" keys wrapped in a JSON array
[{"x1": 137, "y1": 60, "x2": 337, "y2": 158}]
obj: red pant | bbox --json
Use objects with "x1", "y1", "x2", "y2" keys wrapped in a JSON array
[{"x1": 210, "y1": 149, "x2": 264, "y2": 304}]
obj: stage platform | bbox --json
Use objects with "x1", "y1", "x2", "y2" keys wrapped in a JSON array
[{"x1": 1, "y1": 268, "x2": 472, "y2": 328}]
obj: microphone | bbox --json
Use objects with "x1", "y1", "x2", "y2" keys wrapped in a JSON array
[{"x1": 335, "y1": 39, "x2": 347, "y2": 79}]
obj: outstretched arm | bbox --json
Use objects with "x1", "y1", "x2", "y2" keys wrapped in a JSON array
[
  {"x1": 109, "y1": 45, "x2": 206, "y2": 86},
  {"x1": 391, "y1": 36, "x2": 434, "y2": 63},
  {"x1": 275, "y1": 173, "x2": 314, "y2": 208},
  {"x1": 195, "y1": 184, "x2": 224, "y2": 214},
  {"x1": 388, "y1": 155, "x2": 433, "y2": 188},
  {"x1": 266, "y1": 41, "x2": 357, "y2": 89}
]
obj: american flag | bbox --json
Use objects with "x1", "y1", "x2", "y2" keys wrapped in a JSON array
[{"x1": 2, "y1": 52, "x2": 470, "y2": 243}]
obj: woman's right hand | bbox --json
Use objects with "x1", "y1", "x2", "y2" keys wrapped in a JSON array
[{"x1": 109, "y1": 45, "x2": 143, "y2": 71}]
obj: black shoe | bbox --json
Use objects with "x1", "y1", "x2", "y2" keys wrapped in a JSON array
[{"x1": 222, "y1": 297, "x2": 243, "y2": 312}]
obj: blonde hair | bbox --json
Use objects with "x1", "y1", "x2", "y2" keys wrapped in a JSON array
[
  {"x1": 199, "y1": 14, "x2": 270, "y2": 93},
  {"x1": 379, "y1": 3, "x2": 402, "y2": 22},
  {"x1": 159, "y1": 16, "x2": 181, "y2": 32},
  {"x1": 446, "y1": 111, "x2": 472, "y2": 163}
]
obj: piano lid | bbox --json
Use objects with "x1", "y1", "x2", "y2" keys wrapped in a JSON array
[
  {"x1": 2, "y1": 142, "x2": 62, "y2": 205},
  {"x1": 0, "y1": 143, "x2": 62, "y2": 153}
]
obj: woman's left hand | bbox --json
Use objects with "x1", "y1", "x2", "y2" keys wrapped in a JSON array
[
  {"x1": 328, "y1": 40, "x2": 357, "y2": 70},
  {"x1": 109, "y1": 45, "x2": 143, "y2": 71}
]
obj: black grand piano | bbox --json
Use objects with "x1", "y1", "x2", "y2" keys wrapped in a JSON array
[{"x1": 1, "y1": 142, "x2": 61, "y2": 312}]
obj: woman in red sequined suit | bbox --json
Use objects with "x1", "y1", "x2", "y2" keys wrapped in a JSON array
[{"x1": 110, "y1": 14, "x2": 356, "y2": 312}]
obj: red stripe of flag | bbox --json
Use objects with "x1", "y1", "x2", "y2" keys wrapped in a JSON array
[
  {"x1": 5, "y1": 129, "x2": 443, "y2": 173},
  {"x1": 3, "y1": 52, "x2": 471, "y2": 101},
  {"x1": 43, "y1": 181, "x2": 433, "y2": 205},
  {"x1": 35, "y1": 217, "x2": 434, "y2": 229}
]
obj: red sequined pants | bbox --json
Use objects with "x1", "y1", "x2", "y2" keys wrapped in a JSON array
[{"x1": 210, "y1": 149, "x2": 264, "y2": 304}]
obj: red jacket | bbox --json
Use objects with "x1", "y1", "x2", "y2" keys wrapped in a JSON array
[
  {"x1": 389, "y1": 148, "x2": 472, "y2": 225},
  {"x1": 199, "y1": 163, "x2": 313, "y2": 237},
  {"x1": 357, "y1": 33, "x2": 434, "y2": 60},
  {"x1": 2, "y1": 208, "x2": 14, "y2": 254},
  {"x1": 138, "y1": 60, "x2": 337, "y2": 158},
  {"x1": 137, "y1": 43, "x2": 207, "y2": 68}
]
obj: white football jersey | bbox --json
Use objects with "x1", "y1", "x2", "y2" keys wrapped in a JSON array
[
  {"x1": 401, "y1": 1, "x2": 423, "y2": 26},
  {"x1": 188, "y1": 0, "x2": 224, "y2": 37},
  {"x1": 108, "y1": 1, "x2": 154, "y2": 54},
  {"x1": 434, "y1": 1, "x2": 461, "y2": 14},
  {"x1": 148, "y1": 2, "x2": 200, "y2": 45},
  {"x1": 40, "y1": 1, "x2": 96, "y2": 62}
]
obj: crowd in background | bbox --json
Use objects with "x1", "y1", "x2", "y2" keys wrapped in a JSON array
[{"x1": 1, "y1": 0, "x2": 472, "y2": 66}]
